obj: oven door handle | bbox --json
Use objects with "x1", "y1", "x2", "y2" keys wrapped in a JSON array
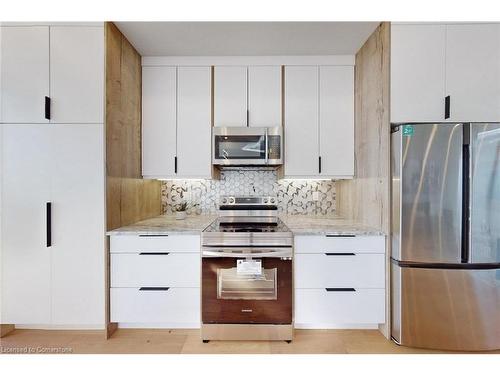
[{"x1": 202, "y1": 249, "x2": 292, "y2": 258}]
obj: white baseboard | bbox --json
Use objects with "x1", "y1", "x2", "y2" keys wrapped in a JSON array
[
  {"x1": 294, "y1": 323, "x2": 380, "y2": 329},
  {"x1": 117, "y1": 322, "x2": 201, "y2": 329},
  {"x1": 15, "y1": 324, "x2": 105, "y2": 330}
]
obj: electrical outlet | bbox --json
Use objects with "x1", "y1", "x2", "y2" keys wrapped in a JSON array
[{"x1": 312, "y1": 191, "x2": 319, "y2": 201}]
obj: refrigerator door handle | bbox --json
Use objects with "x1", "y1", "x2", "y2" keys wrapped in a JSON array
[{"x1": 461, "y1": 124, "x2": 471, "y2": 263}]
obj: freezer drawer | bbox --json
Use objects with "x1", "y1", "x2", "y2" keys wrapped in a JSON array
[{"x1": 391, "y1": 263, "x2": 500, "y2": 351}]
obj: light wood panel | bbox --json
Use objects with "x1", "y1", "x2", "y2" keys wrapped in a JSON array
[
  {"x1": 1, "y1": 328, "x2": 496, "y2": 354},
  {"x1": 104, "y1": 22, "x2": 161, "y2": 338},
  {"x1": 336, "y1": 23, "x2": 391, "y2": 338},
  {"x1": 0, "y1": 324, "x2": 15, "y2": 338}
]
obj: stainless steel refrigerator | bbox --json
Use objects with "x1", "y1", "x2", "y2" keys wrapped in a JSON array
[{"x1": 391, "y1": 123, "x2": 500, "y2": 351}]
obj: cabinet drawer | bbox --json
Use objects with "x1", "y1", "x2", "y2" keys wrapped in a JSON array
[
  {"x1": 294, "y1": 235, "x2": 385, "y2": 254},
  {"x1": 295, "y1": 253, "x2": 385, "y2": 289},
  {"x1": 111, "y1": 253, "x2": 200, "y2": 288},
  {"x1": 110, "y1": 234, "x2": 200, "y2": 253},
  {"x1": 294, "y1": 288, "x2": 385, "y2": 328},
  {"x1": 110, "y1": 287, "x2": 200, "y2": 326}
]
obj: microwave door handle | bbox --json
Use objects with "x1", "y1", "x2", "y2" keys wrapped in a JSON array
[{"x1": 265, "y1": 128, "x2": 268, "y2": 164}]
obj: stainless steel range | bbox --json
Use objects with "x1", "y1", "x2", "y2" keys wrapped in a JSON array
[{"x1": 201, "y1": 196, "x2": 293, "y2": 342}]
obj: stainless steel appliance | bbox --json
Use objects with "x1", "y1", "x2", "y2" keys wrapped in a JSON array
[
  {"x1": 391, "y1": 123, "x2": 500, "y2": 351},
  {"x1": 212, "y1": 127, "x2": 283, "y2": 166},
  {"x1": 201, "y1": 196, "x2": 293, "y2": 342}
]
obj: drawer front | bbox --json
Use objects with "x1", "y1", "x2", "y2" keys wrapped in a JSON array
[
  {"x1": 294, "y1": 235, "x2": 385, "y2": 254},
  {"x1": 110, "y1": 287, "x2": 200, "y2": 325},
  {"x1": 110, "y1": 234, "x2": 200, "y2": 253},
  {"x1": 295, "y1": 253, "x2": 385, "y2": 288},
  {"x1": 111, "y1": 253, "x2": 200, "y2": 288},
  {"x1": 294, "y1": 288, "x2": 385, "y2": 327}
]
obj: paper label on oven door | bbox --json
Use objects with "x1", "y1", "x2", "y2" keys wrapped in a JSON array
[{"x1": 237, "y1": 259, "x2": 262, "y2": 275}]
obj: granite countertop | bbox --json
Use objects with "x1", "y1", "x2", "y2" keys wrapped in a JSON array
[
  {"x1": 108, "y1": 214, "x2": 384, "y2": 237},
  {"x1": 280, "y1": 215, "x2": 385, "y2": 236},
  {"x1": 107, "y1": 214, "x2": 217, "y2": 235}
]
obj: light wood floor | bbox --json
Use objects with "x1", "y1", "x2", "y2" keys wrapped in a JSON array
[{"x1": 1, "y1": 329, "x2": 499, "y2": 354}]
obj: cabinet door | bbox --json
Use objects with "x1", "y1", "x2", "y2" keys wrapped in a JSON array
[
  {"x1": 248, "y1": 66, "x2": 282, "y2": 126},
  {"x1": 177, "y1": 67, "x2": 212, "y2": 178},
  {"x1": 142, "y1": 66, "x2": 177, "y2": 178},
  {"x1": 1, "y1": 124, "x2": 51, "y2": 324},
  {"x1": 391, "y1": 24, "x2": 446, "y2": 123},
  {"x1": 0, "y1": 27, "x2": 49, "y2": 123},
  {"x1": 214, "y1": 66, "x2": 247, "y2": 127},
  {"x1": 50, "y1": 124, "x2": 105, "y2": 325},
  {"x1": 49, "y1": 26, "x2": 104, "y2": 123},
  {"x1": 446, "y1": 24, "x2": 500, "y2": 122},
  {"x1": 284, "y1": 66, "x2": 319, "y2": 177},
  {"x1": 319, "y1": 66, "x2": 354, "y2": 177}
]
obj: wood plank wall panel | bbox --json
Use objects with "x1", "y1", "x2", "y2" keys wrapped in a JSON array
[
  {"x1": 336, "y1": 22, "x2": 391, "y2": 338},
  {"x1": 105, "y1": 22, "x2": 161, "y2": 231},
  {"x1": 104, "y1": 23, "x2": 161, "y2": 338}
]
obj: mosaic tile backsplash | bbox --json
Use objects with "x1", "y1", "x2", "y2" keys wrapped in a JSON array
[{"x1": 161, "y1": 169, "x2": 336, "y2": 215}]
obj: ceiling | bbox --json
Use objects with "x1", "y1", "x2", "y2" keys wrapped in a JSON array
[{"x1": 114, "y1": 22, "x2": 380, "y2": 56}]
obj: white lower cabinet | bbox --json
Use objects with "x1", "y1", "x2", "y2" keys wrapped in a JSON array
[
  {"x1": 294, "y1": 289, "x2": 385, "y2": 328},
  {"x1": 109, "y1": 234, "x2": 201, "y2": 328},
  {"x1": 111, "y1": 287, "x2": 200, "y2": 327},
  {"x1": 294, "y1": 234, "x2": 386, "y2": 328}
]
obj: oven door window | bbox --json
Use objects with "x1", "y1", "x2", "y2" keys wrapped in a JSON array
[
  {"x1": 214, "y1": 135, "x2": 266, "y2": 160},
  {"x1": 217, "y1": 267, "x2": 277, "y2": 300}
]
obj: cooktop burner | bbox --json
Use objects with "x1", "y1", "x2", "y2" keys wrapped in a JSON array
[{"x1": 204, "y1": 218, "x2": 289, "y2": 233}]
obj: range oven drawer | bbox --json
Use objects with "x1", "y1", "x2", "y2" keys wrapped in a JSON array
[{"x1": 202, "y1": 258, "x2": 292, "y2": 324}]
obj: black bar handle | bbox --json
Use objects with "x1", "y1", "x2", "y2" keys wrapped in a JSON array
[
  {"x1": 139, "y1": 252, "x2": 170, "y2": 255},
  {"x1": 139, "y1": 287, "x2": 170, "y2": 291},
  {"x1": 174, "y1": 156, "x2": 178, "y2": 174},
  {"x1": 326, "y1": 234, "x2": 356, "y2": 238},
  {"x1": 325, "y1": 252, "x2": 356, "y2": 256},
  {"x1": 325, "y1": 288, "x2": 356, "y2": 292},
  {"x1": 445, "y1": 95, "x2": 450, "y2": 119},
  {"x1": 46, "y1": 202, "x2": 52, "y2": 247},
  {"x1": 45, "y1": 96, "x2": 51, "y2": 120},
  {"x1": 319, "y1": 156, "x2": 322, "y2": 174},
  {"x1": 139, "y1": 234, "x2": 169, "y2": 237},
  {"x1": 461, "y1": 142, "x2": 470, "y2": 263},
  {"x1": 246, "y1": 110, "x2": 249, "y2": 127}
]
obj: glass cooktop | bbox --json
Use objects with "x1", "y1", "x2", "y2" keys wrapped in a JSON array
[{"x1": 203, "y1": 218, "x2": 290, "y2": 233}]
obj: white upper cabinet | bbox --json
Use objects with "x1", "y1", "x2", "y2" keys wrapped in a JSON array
[
  {"x1": 1, "y1": 27, "x2": 50, "y2": 123},
  {"x1": 214, "y1": 66, "x2": 248, "y2": 127},
  {"x1": 445, "y1": 24, "x2": 500, "y2": 122},
  {"x1": 0, "y1": 25, "x2": 104, "y2": 124},
  {"x1": 391, "y1": 22, "x2": 500, "y2": 123},
  {"x1": 176, "y1": 66, "x2": 212, "y2": 178},
  {"x1": 284, "y1": 66, "x2": 319, "y2": 177},
  {"x1": 142, "y1": 66, "x2": 177, "y2": 178},
  {"x1": 142, "y1": 66, "x2": 212, "y2": 179},
  {"x1": 49, "y1": 27, "x2": 104, "y2": 123},
  {"x1": 391, "y1": 24, "x2": 446, "y2": 123},
  {"x1": 319, "y1": 66, "x2": 354, "y2": 177},
  {"x1": 248, "y1": 66, "x2": 282, "y2": 126}
]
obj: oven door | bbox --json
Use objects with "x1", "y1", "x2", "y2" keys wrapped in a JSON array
[{"x1": 202, "y1": 254, "x2": 292, "y2": 324}]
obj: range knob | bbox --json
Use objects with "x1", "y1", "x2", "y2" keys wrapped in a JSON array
[
  {"x1": 221, "y1": 198, "x2": 227, "y2": 204},
  {"x1": 263, "y1": 198, "x2": 268, "y2": 204},
  {"x1": 270, "y1": 198, "x2": 276, "y2": 204},
  {"x1": 228, "y1": 197, "x2": 235, "y2": 204}
]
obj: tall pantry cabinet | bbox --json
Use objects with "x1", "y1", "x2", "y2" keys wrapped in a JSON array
[{"x1": 0, "y1": 24, "x2": 106, "y2": 327}]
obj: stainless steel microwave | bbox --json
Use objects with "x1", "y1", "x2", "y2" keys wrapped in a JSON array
[{"x1": 212, "y1": 127, "x2": 283, "y2": 166}]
